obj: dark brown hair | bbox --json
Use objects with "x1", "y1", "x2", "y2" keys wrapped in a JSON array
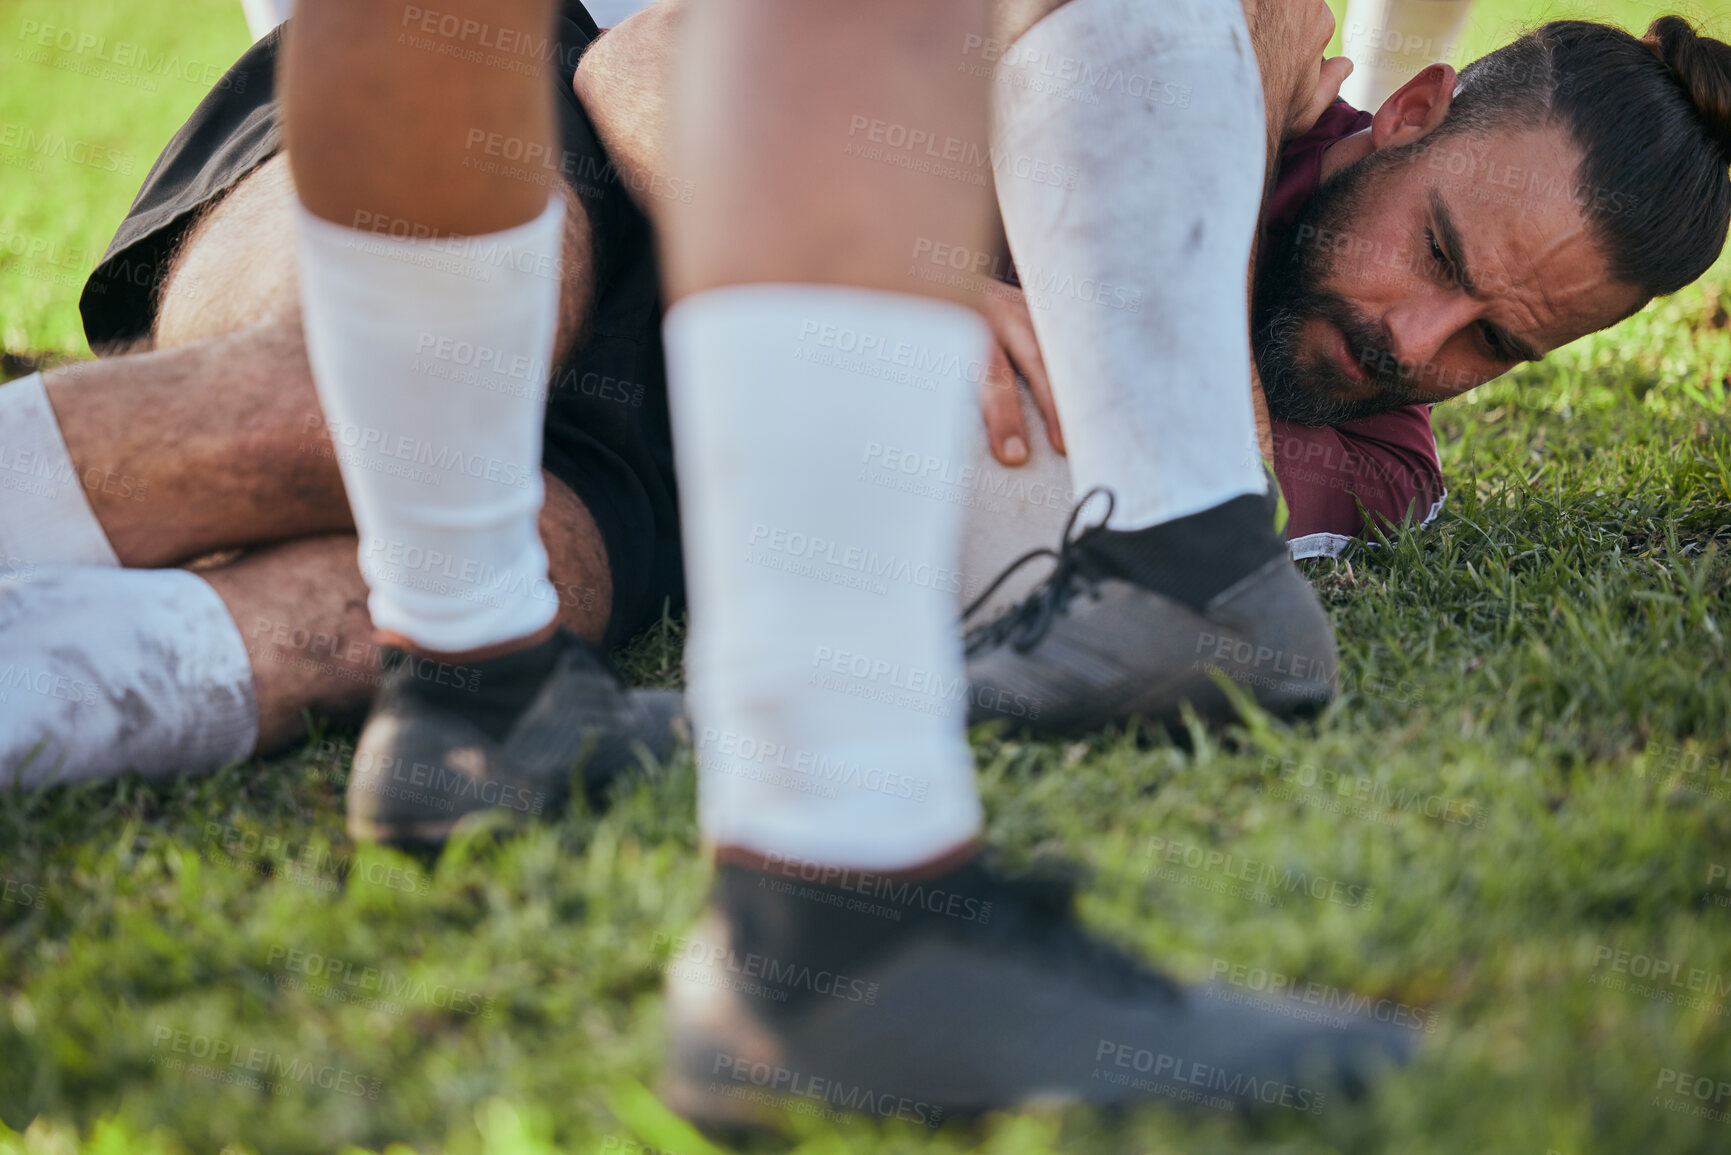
[{"x1": 1442, "y1": 16, "x2": 1731, "y2": 299}]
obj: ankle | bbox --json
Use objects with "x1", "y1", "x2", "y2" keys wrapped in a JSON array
[
  {"x1": 380, "y1": 627, "x2": 575, "y2": 742},
  {"x1": 713, "y1": 839, "x2": 980, "y2": 881},
  {"x1": 375, "y1": 619, "x2": 559, "y2": 665},
  {"x1": 1084, "y1": 491, "x2": 1286, "y2": 611},
  {"x1": 715, "y1": 845, "x2": 990, "y2": 951}
]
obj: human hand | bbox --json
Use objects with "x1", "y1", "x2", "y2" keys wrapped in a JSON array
[{"x1": 978, "y1": 287, "x2": 1065, "y2": 466}]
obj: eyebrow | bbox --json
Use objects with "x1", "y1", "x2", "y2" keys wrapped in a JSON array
[{"x1": 1428, "y1": 189, "x2": 1546, "y2": 363}]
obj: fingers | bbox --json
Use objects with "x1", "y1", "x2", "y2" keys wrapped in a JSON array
[
  {"x1": 1025, "y1": 358, "x2": 1065, "y2": 456},
  {"x1": 980, "y1": 343, "x2": 1031, "y2": 466},
  {"x1": 990, "y1": 295, "x2": 1065, "y2": 456},
  {"x1": 1299, "y1": 55, "x2": 1354, "y2": 134},
  {"x1": 982, "y1": 287, "x2": 1066, "y2": 456}
]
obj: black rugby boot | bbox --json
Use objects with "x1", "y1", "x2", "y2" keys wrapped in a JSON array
[
  {"x1": 345, "y1": 629, "x2": 685, "y2": 847},
  {"x1": 965, "y1": 488, "x2": 1337, "y2": 736},
  {"x1": 663, "y1": 854, "x2": 1411, "y2": 1129}
]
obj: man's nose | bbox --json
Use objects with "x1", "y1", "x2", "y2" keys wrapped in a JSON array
[{"x1": 1384, "y1": 293, "x2": 1478, "y2": 381}]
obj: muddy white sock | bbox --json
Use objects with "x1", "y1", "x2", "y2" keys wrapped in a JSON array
[
  {"x1": 294, "y1": 198, "x2": 564, "y2": 654},
  {"x1": 667, "y1": 285, "x2": 988, "y2": 872},
  {"x1": 0, "y1": 373, "x2": 120, "y2": 569},
  {"x1": 0, "y1": 566, "x2": 257, "y2": 787},
  {"x1": 993, "y1": 0, "x2": 1269, "y2": 529}
]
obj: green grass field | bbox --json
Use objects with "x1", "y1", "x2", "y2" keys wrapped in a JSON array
[{"x1": 3, "y1": 0, "x2": 1731, "y2": 1152}]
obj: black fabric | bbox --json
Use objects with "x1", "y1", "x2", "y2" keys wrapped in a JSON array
[
  {"x1": 80, "y1": 2, "x2": 683, "y2": 648},
  {"x1": 79, "y1": 31, "x2": 284, "y2": 352},
  {"x1": 714, "y1": 855, "x2": 1182, "y2": 1026},
  {"x1": 1084, "y1": 492, "x2": 1287, "y2": 612},
  {"x1": 714, "y1": 858, "x2": 967, "y2": 1025},
  {"x1": 377, "y1": 630, "x2": 571, "y2": 744}
]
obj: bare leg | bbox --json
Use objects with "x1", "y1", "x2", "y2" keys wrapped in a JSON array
[
  {"x1": 49, "y1": 153, "x2": 596, "y2": 570},
  {"x1": 39, "y1": 154, "x2": 611, "y2": 754},
  {"x1": 203, "y1": 465, "x2": 612, "y2": 753},
  {"x1": 48, "y1": 319, "x2": 340, "y2": 568},
  {"x1": 663, "y1": 3, "x2": 992, "y2": 300},
  {"x1": 284, "y1": 0, "x2": 562, "y2": 663},
  {"x1": 663, "y1": 0, "x2": 995, "y2": 870},
  {"x1": 200, "y1": 534, "x2": 374, "y2": 749}
]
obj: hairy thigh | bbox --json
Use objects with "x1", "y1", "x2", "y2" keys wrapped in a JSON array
[
  {"x1": 154, "y1": 152, "x2": 597, "y2": 355},
  {"x1": 155, "y1": 154, "x2": 301, "y2": 349},
  {"x1": 151, "y1": 151, "x2": 613, "y2": 636}
]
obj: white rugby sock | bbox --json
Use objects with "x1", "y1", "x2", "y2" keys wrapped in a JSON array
[
  {"x1": 992, "y1": 0, "x2": 1269, "y2": 529},
  {"x1": 0, "y1": 373, "x2": 120, "y2": 569},
  {"x1": 666, "y1": 285, "x2": 988, "y2": 871},
  {"x1": 1340, "y1": 0, "x2": 1474, "y2": 110},
  {"x1": 294, "y1": 199, "x2": 564, "y2": 654},
  {"x1": 0, "y1": 566, "x2": 256, "y2": 786}
]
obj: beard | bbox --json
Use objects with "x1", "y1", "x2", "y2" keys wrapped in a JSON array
[{"x1": 1253, "y1": 146, "x2": 1432, "y2": 427}]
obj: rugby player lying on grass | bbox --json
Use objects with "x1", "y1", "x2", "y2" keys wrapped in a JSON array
[{"x1": 0, "y1": 3, "x2": 1726, "y2": 785}]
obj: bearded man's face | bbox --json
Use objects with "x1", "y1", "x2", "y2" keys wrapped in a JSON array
[{"x1": 1254, "y1": 124, "x2": 1639, "y2": 427}]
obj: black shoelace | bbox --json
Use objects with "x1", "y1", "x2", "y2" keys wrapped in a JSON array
[{"x1": 962, "y1": 487, "x2": 1116, "y2": 658}]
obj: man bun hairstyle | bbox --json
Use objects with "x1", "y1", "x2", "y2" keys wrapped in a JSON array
[
  {"x1": 1646, "y1": 16, "x2": 1731, "y2": 160},
  {"x1": 1441, "y1": 15, "x2": 1731, "y2": 301}
]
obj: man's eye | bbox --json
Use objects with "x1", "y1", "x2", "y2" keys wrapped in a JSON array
[
  {"x1": 1480, "y1": 323, "x2": 1507, "y2": 358},
  {"x1": 1425, "y1": 229, "x2": 1454, "y2": 281}
]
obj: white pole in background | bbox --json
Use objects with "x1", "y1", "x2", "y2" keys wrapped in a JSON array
[
  {"x1": 579, "y1": 1, "x2": 660, "y2": 28},
  {"x1": 240, "y1": 0, "x2": 295, "y2": 41},
  {"x1": 1338, "y1": 0, "x2": 1474, "y2": 110}
]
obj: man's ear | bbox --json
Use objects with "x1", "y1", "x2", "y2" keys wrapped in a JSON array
[{"x1": 1368, "y1": 64, "x2": 1458, "y2": 151}]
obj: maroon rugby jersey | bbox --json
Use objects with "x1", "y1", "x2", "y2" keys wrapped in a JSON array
[{"x1": 1262, "y1": 102, "x2": 1446, "y2": 558}]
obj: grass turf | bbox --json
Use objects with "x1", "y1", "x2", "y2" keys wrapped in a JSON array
[{"x1": 3, "y1": 0, "x2": 1731, "y2": 1151}]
